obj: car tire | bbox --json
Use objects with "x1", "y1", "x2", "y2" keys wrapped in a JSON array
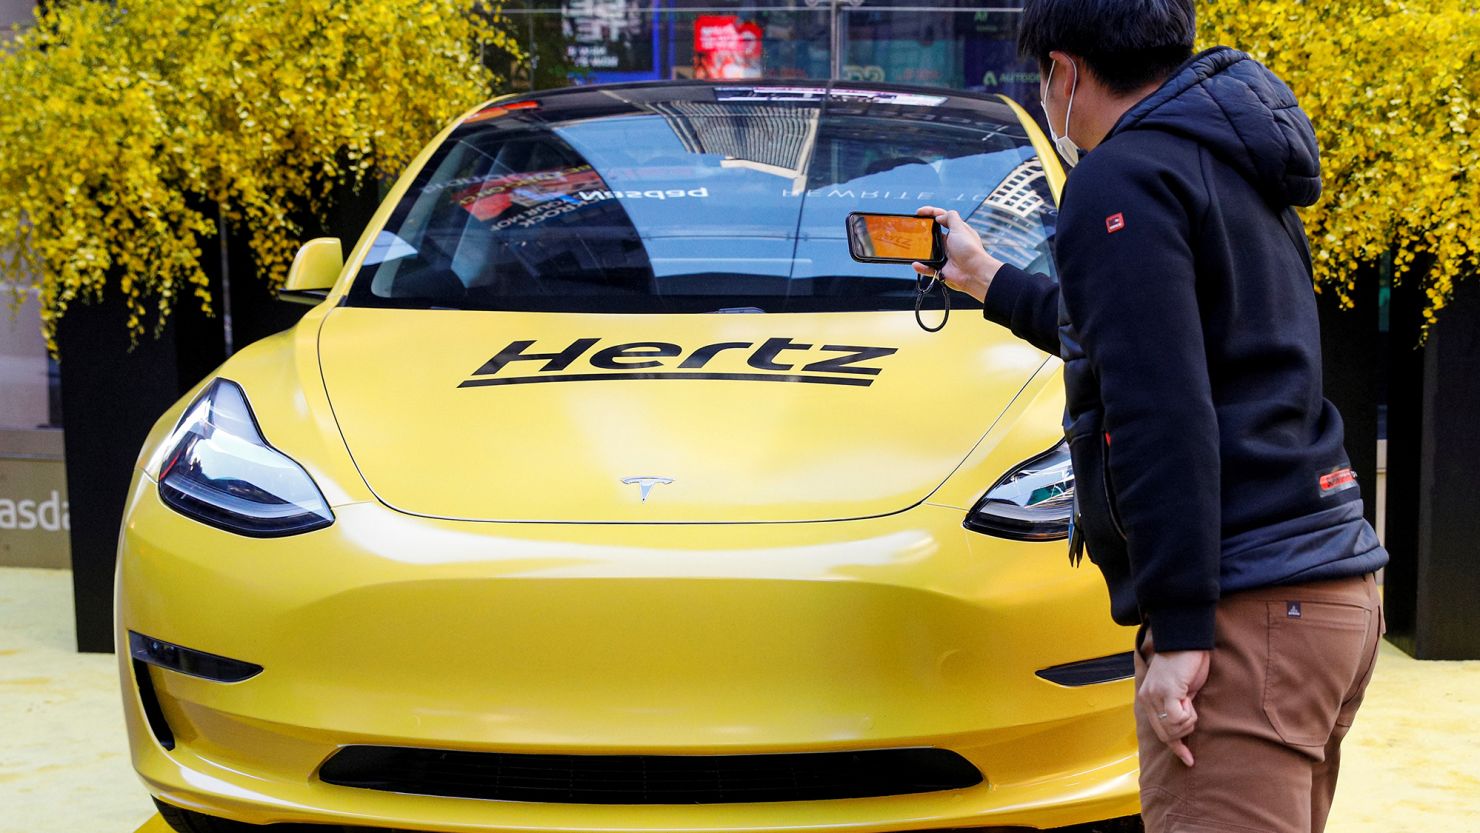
[{"x1": 153, "y1": 798, "x2": 265, "y2": 832}]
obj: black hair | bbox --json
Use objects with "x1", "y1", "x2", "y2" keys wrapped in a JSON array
[{"x1": 1017, "y1": 0, "x2": 1196, "y2": 95}]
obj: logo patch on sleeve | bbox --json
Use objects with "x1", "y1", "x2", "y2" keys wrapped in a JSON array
[
  {"x1": 1318, "y1": 466, "x2": 1358, "y2": 497},
  {"x1": 1105, "y1": 213, "x2": 1126, "y2": 233}
]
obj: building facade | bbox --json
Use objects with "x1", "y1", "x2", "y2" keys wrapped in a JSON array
[{"x1": 507, "y1": 1, "x2": 1043, "y2": 105}]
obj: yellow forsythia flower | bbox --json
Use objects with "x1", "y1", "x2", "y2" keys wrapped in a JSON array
[
  {"x1": 1201, "y1": 0, "x2": 1479, "y2": 334},
  {"x1": 0, "y1": 0, "x2": 522, "y2": 355}
]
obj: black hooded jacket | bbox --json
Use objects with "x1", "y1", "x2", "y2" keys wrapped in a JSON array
[{"x1": 982, "y1": 46, "x2": 1387, "y2": 651}]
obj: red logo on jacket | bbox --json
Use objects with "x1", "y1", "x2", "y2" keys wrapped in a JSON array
[
  {"x1": 1318, "y1": 467, "x2": 1358, "y2": 496},
  {"x1": 1105, "y1": 213, "x2": 1126, "y2": 233}
]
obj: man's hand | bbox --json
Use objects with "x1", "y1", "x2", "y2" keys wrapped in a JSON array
[
  {"x1": 912, "y1": 206, "x2": 1005, "y2": 303},
  {"x1": 1138, "y1": 647, "x2": 1211, "y2": 768}
]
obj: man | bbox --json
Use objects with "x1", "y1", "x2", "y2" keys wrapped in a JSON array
[{"x1": 915, "y1": 2, "x2": 1388, "y2": 832}]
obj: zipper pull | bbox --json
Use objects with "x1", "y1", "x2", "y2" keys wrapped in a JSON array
[{"x1": 1068, "y1": 492, "x2": 1085, "y2": 567}]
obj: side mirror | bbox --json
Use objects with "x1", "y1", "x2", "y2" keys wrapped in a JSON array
[{"x1": 280, "y1": 237, "x2": 343, "y2": 304}]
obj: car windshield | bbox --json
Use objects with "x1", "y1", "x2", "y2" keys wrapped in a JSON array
[{"x1": 348, "y1": 84, "x2": 1058, "y2": 314}]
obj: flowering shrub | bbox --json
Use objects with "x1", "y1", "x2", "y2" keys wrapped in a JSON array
[
  {"x1": 1202, "y1": 0, "x2": 1479, "y2": 327},
  {"x1": 0, "y1": 0, "x2": 519, "y2": 354}
]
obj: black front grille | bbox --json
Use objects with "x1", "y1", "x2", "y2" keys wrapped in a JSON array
[{"x1": 318, "y1": 745, "x2": 983, "y2": 804}]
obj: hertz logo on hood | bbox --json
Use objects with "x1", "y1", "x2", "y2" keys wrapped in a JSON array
[{"x1": 459, "y1": 338, "x2": 900, "y2": 389}]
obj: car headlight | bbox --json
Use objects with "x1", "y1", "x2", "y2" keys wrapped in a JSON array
[
  {"x1": 964, "y1": 440, "x2": 1074, "y2": 541},
  {"x1": 156, "y1": 379, "x2": 334, "y2": 537}
]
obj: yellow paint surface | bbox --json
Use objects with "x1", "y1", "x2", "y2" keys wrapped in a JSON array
[
  {"x1": 120, "y1": 642, "x2": 1480, "y2": 833},
  {"x1": 5, "y1": 566, "x2": 1480, "y2": 833}
]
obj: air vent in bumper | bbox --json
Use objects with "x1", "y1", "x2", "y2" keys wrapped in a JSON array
[
  {"x1": 1034, "y1": 652, "x2": 1135, "y2": 687},
  {"x1": 318, "y1": 745, "x2": 983, "y2": 804}
]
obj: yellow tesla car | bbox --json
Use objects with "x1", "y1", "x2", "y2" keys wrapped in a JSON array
[{"x1": 117, "y1": 81, "x2": 1140, "y2": 833}]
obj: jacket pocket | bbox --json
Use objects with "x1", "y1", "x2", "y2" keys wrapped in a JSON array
[
  {"x1": 1261, "y1": 600, "x2": 1372, "y2": 748},
  {"x1": 1067, "y1": 429, "x2": 1129, "y2": 566},
  {"x1": 1099, "y1": 430, "x2": 1128, "y2": 539}
]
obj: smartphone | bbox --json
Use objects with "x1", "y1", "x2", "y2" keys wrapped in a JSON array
[{"x1": 846, "y1": 211, "x2": 946, "y2": 268}]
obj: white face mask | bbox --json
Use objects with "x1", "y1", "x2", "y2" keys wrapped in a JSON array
[{"x1": 1041, "y1": 59, "x2": 1082, "y2": 168}]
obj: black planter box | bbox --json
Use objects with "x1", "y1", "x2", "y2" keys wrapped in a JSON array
[
  {"x1": 57, "y1": 286, "x2": 226, "y2": 653},
  {"x1": 1383, "y1": 273, "x2": 1480, "y2": 660},
  {"x1": 60, "y1": 182, "x2": 380, "y2": 653}
]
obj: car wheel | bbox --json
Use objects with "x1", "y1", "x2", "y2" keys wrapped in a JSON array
[{"x1": 153, "y1": 798, "x2": 265, "y2": 832}]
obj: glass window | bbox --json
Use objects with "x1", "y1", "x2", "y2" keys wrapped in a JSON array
[
  {"x1": 0, "y1": 283, "x2": 61, "y2": 431},
  {"x1": 349, "y1": 85, "x2": 1057, "y2": 314},
  {"x1": 499, "y1": 3, "x2": 1044, "y2": 112}
]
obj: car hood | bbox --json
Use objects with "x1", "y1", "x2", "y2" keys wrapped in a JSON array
[{"x1": 317, "y1": 307, "x2": 1049, "y2": 523}]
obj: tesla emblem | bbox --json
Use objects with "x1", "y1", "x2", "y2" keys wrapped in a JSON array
[{"x1": 622, "y1": 476, "x2": 674, "y2": 502}]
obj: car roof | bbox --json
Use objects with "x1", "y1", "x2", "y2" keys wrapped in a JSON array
[{"x1": 480, "y1": 79, "x2": 1025, "y2": 129}]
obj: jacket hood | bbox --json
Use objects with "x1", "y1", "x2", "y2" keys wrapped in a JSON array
[{"x1": 1109, "y1": 46, "x2": 1322, "y2": 207}]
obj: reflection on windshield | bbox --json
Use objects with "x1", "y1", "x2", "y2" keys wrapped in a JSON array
[
  {"x1": 362, "y1": 129, "x2": 658, "y2": 306},
  {"x1": 964, "y1": 158, "x2": 1056, "y2": 271},
  {"x1": 350, "y1": 88, "x2": 1057, "y2": 314}
]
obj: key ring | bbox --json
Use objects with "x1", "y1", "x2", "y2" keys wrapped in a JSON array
[{"x1": 915, "y1": 267, "x2": 949, "y2": 332}]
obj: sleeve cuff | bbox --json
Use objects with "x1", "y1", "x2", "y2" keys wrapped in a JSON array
[
  {"x1": 981, "y1": 262, "x2": 1034, "y2": 325},
  {"x1": 1145, "y1": 604, "x2": 1217, "y2": 652}
]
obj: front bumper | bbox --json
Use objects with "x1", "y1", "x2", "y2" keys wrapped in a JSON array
[{"x1": 117, "y1": 479, "x2": 1138, "y2": 832}]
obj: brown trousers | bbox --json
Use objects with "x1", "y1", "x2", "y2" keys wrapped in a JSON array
[{"x1": 1134, "y1": 571, "x2": 1384, "y2": 833}]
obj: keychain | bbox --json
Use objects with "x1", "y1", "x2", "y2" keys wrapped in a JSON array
[
  {"x1": 842, "y1": 211, "x2": 952, "y2": 331},
  {"x1": 914, "y1": 268, "x2": 950, "y2": 332},
  {"x1": 914, "y1": 223, "x2": 950, "y2": 332}
]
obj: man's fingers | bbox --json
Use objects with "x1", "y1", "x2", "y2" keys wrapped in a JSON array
[
  {"x1": 1158, "y1": 695, "x2": 1196, "y2": 738},
  {"x1": 1138, "y1": 650, "x2": 1207, "y2": 769},
  {"x1": 918, "y1": 205, "x2": 964, "y2": 235},
  {"x1": 1161, "y1": 710, "x2": 1197, "y2": 740},
  {"x1": 1139, "y1": 685, "x2": 1199, "y2": 743},
  {"x1": 1168, "y1": 738, "x2": 1195, "y2": 768},
  {"x1": 939, "y1": 266, "x2": 968, "y2": 292},
  {"x1": 1188, "y1": 656, "x2": 1211, "y2": 700},
  {"x1": 912, "y1": 260, "x2": 946, "y2": 281},
  {"x1": 1166, "y1": 694, "x2": 1196, "y2": 724},
  {"x1": 912, "y1": 260, "x2": 972, "y2": 293},
  {"x1": 1140, "y1": 697, "x2": 1175, "y2": 745},
  {"x1": 1142, "y1": 691, "x2": 1198, "y2": 746},
  {"x1": 1150, "y1": 714, "x2": 1194, "y2": 744},
  {"x1": 1148, "y1": 717, "x2": 1173, "y2": 745},
  {"x1": 1144, "y1": 685, "x2": 1194, "y2": 721}
]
